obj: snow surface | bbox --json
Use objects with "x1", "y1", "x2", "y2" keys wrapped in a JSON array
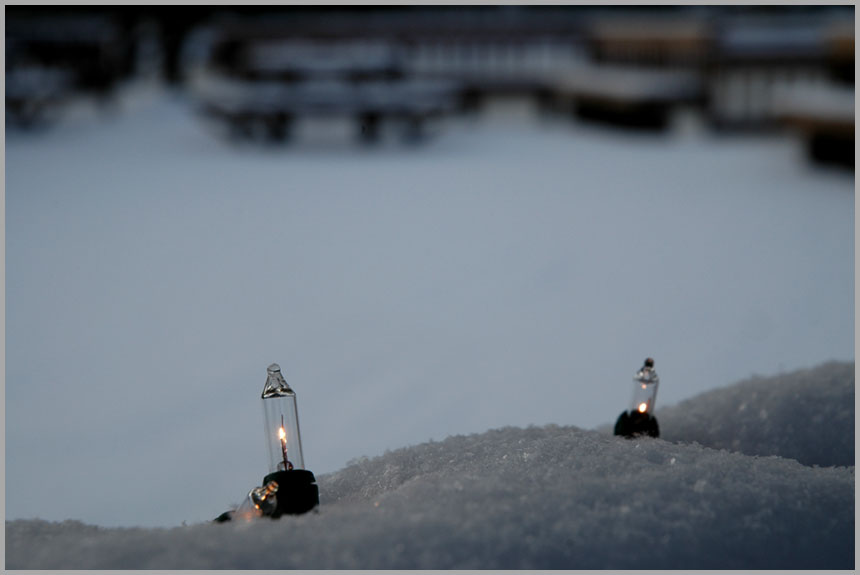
[
  {"x1": 5, "y1": 80, "x2": 854, "y2": 529},
  {"x1": 657, "y1": 360, "x2": 854, "y2": 468},
  {"x1": 5, "y1": 361, "x2": 854, "y2": 570}
]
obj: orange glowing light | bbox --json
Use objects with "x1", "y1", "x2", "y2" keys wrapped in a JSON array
[
  {"x1": 278, "y1": 427, "x2": 286, "y2": 441},
  {"x1": 638, "y1": 402, "x2": 648, "y2": 413}
]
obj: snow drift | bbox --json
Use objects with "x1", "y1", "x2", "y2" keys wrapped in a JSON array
[
  {"x1": 657, "y1": 360, "x2": 854, "y2": 467},
  {"x1": 5, "y1": 361, "x2": 854, "y2": 570}
]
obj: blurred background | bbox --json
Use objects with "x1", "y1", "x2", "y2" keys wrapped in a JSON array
[
  {"x1": 5, "y1": 5, "x2": 854, "y2": 528},
  {"x1": 6, "y1": 4, "x2": 855, "y2": 159}
]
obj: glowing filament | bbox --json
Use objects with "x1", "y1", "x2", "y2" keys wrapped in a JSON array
[
  {"x1": 638, "y1": 402, "x2": 648, "y2": 413},
  {"x1": 278, "y1": 416, "x2": 291, "y2": 470}
]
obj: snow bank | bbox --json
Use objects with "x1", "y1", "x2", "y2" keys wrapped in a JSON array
[
  {"x1": 6, "y1": 363, "x2": 854, "y2": 570},
  {"x1": 657, "y1": 360, "x2": 854, "y2": 467}
]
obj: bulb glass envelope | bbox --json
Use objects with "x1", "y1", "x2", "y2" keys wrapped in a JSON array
[
  {"x1": 631, "y1": 368, "x2": 659, "y2": 414},
  {"x1": 262, "y1": 363, "x2": 305, "y2": 472}
]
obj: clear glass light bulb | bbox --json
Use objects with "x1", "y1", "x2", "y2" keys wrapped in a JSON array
[
  {"x1": 261, "y1": 363, "x2": 305, "y2": 472},
  {"x1": 631, "y1": 366, "x2": 659, "y2": 414}
]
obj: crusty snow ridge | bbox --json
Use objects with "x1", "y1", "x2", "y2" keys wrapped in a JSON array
[
  {"x1": 6, "y1": 361, "x2": 854, "y2": 570},
  {"x1": 657, "y1": 360, "x2": 854, "y2": 467}
]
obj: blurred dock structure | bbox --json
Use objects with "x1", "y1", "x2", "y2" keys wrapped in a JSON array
[
  {"x1": 191, "y1": 8, "x2": 588, "y2": 143},
  {"x1": 5, "y1": 9, "x2": 136, "y2": 126},
  {"x1": 6, "y1": 6, "x2": 854, "y2": 164},
  {"x1": 771, "y1": 19, "x2": 854, "y2": 168},
  {"x1": 705, "y1": 13, "x2": 853, "y2": 132},
  {"x1": 775, "y1": 84, "x2": 854, "y2": 168}
]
